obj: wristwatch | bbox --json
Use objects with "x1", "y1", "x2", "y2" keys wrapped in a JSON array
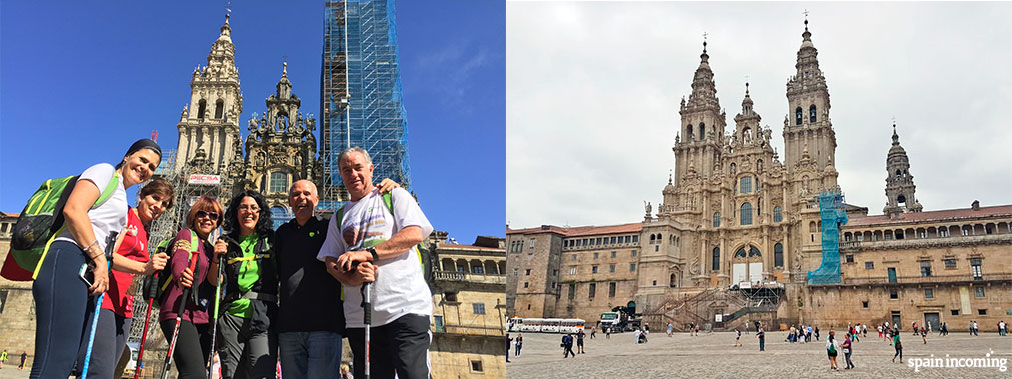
[{"x1": 367, "y1": 247, "x2": 379, "y2": 261}]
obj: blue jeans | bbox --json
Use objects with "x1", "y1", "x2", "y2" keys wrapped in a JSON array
[{"x1": 278, "y1": 331, "x2": 342, "y2": 379}]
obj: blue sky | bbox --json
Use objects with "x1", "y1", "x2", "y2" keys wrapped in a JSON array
[{"x1": 0, "y1": 1, "x2": 505, "y2": 245}]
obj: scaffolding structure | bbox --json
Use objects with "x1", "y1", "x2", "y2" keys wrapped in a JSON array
[
  {"x1": 320, "y1": 0, "x2": 412, "y2": 211},
  {"x1": 807, "y1": 191, "x2": 848, "y2": 285}
]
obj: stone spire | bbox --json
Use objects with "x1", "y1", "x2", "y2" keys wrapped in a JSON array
[
  {"x1": 173, "y1": 13, "x2": 244, "y2": 175},
  {"x1": 733, "y1": 82, "x2": 761, "y2": 141},
  {"x1": 883, "y1": 123, "x2": 922, "y2": 217},
  {"x1": 783, "y1": 15, "x2": 836, "y2": 177},
  {"x1": 674, "y1": 35, "x2": 727, "y2": 189}
]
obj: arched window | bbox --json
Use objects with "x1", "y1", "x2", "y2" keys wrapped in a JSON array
[
  {"x1": 809, "y1": 104, "x2": 817, "y2": 123},
  {"x1": 669, "y1": 274, "x2": 677, "y2": 288},
  {"x1": 735, "y1": 247, "x2": 746, "y2": 258},
  {"x1": 713, "y1": 212, "x2": 721, "y2": 227},
  {"x1": 269, "y1": 172, "x2": 288, "y2": 193},
  {"x1": 749, "y1": 246, "x2": 761, "y2": 257},
  {"x1": 795, "y1": 107, "x2": 803, "y2": 125},
  {"x1": 712, "y1": 247, "x2": 720, "y2": 271},
  {"x1": 198, "y1": 99, "x2": 207, "y2": 119},
  {"x1": 699, "y1": 123, "x2": 705, "y2": 140},
  {"x1": 650, "y1": 234, "x2": 656, "y2": 244},
  {"x1": 895, "y1": 169, "x2": 902, "y2": 177},
  {"x1": 740, "y1": 203, "x2": 753, "y2": 225},
  {"x1": 686, "y1": 125, "x2": 694, "y2": 139},
  {"x1": 773, "y1": 206, "x2": 783, "y2": 223},
  {"x1": 214, "y1": 99, "x2": 224, "y2": 119},
  {"x1": 740, "y1": 176, "x2": 752, "y2": 193},
  {"x1": 774, "y1": 243, "x2": 784, "y2": 267}
]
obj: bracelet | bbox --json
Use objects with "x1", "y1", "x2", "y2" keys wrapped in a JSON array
[{"x1": 83, "y1": 240, "x2": 99, "y2": 254}]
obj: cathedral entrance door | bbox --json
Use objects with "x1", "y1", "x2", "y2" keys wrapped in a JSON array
[
  {"x1": 748, "y1": 262, "x2": 763, "y2": 284},
  {"x1": 732, "y1": 263, "x2": 747, "y2": 284},
  {"x1": 924, "y1": 312, "x2": 940, "y2": 331}
]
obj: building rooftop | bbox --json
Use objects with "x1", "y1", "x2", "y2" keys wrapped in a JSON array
[
  {"x1": 507, "y1": 222, "x2": 642, "y2": 237},
  {"x1": 846, "y1": 204, "x2": 1012, "y2": 227}
]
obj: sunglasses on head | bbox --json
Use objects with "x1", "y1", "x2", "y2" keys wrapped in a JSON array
[{"x1": 196, "y1": 210, "x2": 219, "y2": 221}]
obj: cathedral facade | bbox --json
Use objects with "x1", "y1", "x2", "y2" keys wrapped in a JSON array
[{"x1": 507, "y1": 20, "x2": 1012, "y2": 331}]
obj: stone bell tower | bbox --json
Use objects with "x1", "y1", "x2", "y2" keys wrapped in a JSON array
[
  {"x1": 883, "y1": 123, "x2": 922, "y2": 218},
  {"x1": 174, "y1": 14, "x2": 244, "y2": 176}
]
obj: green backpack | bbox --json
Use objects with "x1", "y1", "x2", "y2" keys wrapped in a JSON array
[
  {"x1": 8, "y1": 173, "x2": 119, "y2": 279},
  {"x1": 335, "y1": 192, "x2": 434, "y2": 295}
]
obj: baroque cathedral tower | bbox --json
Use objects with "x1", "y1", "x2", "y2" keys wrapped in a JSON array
[
  {"x1": 882, "y1": 123, "x2": 922, "y2": 217},
  {"x1": 783, "y1": 18, "x2": 837, "y2": 178},
  {"x1": 174, "y1": 14, "x2": 244, "y2": 178}
]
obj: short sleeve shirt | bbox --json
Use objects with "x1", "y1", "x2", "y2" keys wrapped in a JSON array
[
  {"x1": 317, "y1": 187, "x2": 434, "y2": 328},
  {"x1": 55, "y1": 163, "x2": 128, "y2": 251},
  {"x1": 103, "y1": 208, "x2": 149, "y2": 317}
]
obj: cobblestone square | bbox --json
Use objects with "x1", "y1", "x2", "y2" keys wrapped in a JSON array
[{"x1": 506, "y1": 330, "x2": 1012, "y2": 378}]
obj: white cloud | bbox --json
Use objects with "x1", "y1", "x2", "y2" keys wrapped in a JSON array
[{"x1": 506, "y1": 2, "x2": 1012, "y2": 229}]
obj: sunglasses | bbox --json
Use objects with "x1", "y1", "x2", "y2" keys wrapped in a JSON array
[{"x1": 195, "y1": 210, "x2": 219, "y2": 221}]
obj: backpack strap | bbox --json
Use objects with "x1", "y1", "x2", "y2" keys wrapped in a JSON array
[
  {"x1": 92, "y1": 172, "x2": 119, "y2": 209},
  {"x1": 382, "y1": 191, "x2": 426, "y2": 272},
  {"x1": 158, "y1": 229, "x2": 199, "y2": 296}
]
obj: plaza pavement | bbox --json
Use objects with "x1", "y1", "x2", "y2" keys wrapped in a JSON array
[{"x1": 506, "y1": 330, "x2": 1012, "y2": 378}]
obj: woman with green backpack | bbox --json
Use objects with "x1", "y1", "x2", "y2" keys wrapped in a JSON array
[{"x1": 30, "y1": 139, "x2": 162, "y2": 379}]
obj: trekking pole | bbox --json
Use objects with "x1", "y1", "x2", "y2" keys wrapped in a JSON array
[
  {"x1": 134, "y1": 244, "x2": 165, "y2": 379},
  {"x1": 81, "y1": 231, "x2": 118, "y2": 378},
  {"x1": 362, "y1": 282, "x2": 372, "y2": 379},
  {"x1": 207, "y1": 232, "x2": 236, "y2": 379},
  {"x1": 162, "y1": 252, "x2": 200, "y2": 379}
]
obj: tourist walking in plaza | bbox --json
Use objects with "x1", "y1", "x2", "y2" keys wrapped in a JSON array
[
  {"x1": 826, "y1": 331, "x2": 840, "y2": 370},
  {"x1": 562, "y1": 334, "x2": 576, "y2": 357},
  {"x1": 590, "y1": 326, "x2": 596, "y2": 339},
  {"x1": 29, "y1": 139, "x2": 162, "y2": 379},
  {"x1": 18, "y1": 352, "x2": 26, "y2": 370},
  {"x1": 815, "y1": 326, "x2": 820, "y2": 341},
  {"x1": 577, "y1": 328, "x2": 586, "y2": 353},
  {"x1": 940, "y1": 322, "x2": 948, "y2": 336},
  {"x1": 605, "y1": 326, "x2": 611, "y2": 339},
  {"x1": 921, "y1": 327, "x2": 927, "y2": 344},
  {"x1": 75, "y1": 177, "x2": 174, "y2": 378},
  {"x1": 841, "y1": 333, "x2": 854, "y2": 369},
  {"x1": 319, "y1": 147, "x2": 436, "y2": 379},
  {"x1": 756, "y1": 325, "x2": 766, "y2": 351},
  {"x1": 515, "y1": 334, "x2": 523, "y2": 357},
  {"x1": 159, "y1": 196, "x2": 222, "y2": 379},
  {"x1": 999, "y1": 320, "x2": 1007, "y2": 336},
  {"x1": 1, "y1": 349, "x2": 7, "y2": 368},
  {"x1": 735, "y1": 329, "x2": 742, "y2": 347},
  {"x1": 667, "y1": 322, "x2": 673, "y2": 337},
  {"x1": 892, "y1": 329, "x2": 903, "y2": 363},
  {"x1": 878, "y1": 325, "x2": 884, "y2": 339}
]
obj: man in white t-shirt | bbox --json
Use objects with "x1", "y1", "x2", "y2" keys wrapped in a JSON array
[{"x1": 318, "y1": 147, "x2": 433, "y2": 379}]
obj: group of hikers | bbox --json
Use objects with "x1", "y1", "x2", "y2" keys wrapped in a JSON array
[{"x1": 13, "y1": 140, "x2": 434, "y2": 379}]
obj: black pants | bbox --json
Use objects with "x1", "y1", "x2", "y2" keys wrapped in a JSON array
[
  {"x1": 31, "y1": 241, "x2": 90, "y2": 379},
  {"x1": 346, "y1": 314, "x2": 430, "y2": 379},
  {"x1": 74, "y1": 309, "x2": 132, "y2": 378},
  {"x1": 159, "y1": 320, "x2": 211, "y2": 379}
]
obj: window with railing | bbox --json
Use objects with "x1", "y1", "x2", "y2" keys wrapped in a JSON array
[
  {"x1": 920, "y1": 261, "x2": 932, "y2": 277},
  {"x1": 971, "y1": 258, "x2": 983, "y2": 280}
]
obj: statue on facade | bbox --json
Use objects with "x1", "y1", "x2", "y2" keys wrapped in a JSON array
[{"x1": 644, "y1": 201, "x2": 652, "y2": 216}]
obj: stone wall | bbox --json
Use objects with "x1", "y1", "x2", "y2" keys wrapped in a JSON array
[{"x1": 430, "y1": 333, "x2": 506, "y2": 379}]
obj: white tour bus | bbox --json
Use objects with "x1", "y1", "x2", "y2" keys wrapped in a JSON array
[{"x1": 508, "y1": 317, "x2": 585, "y2": 333}]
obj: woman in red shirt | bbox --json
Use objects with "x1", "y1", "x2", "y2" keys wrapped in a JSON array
[{"x1": 76, "y1": 178, "x2": 174, "y2": 378}]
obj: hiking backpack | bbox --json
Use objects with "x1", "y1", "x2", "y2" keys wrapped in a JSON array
[{"x1": 2, "y1": 173, "x2": 119, "y2": 280}]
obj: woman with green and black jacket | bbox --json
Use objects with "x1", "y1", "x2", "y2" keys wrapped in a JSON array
[{"x1": 211, "y1": 190, "x2": 278, "y2": 379}]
